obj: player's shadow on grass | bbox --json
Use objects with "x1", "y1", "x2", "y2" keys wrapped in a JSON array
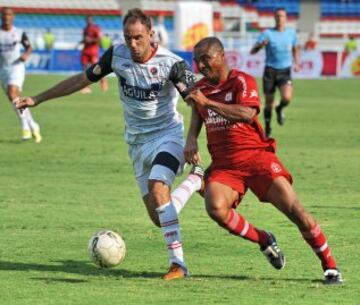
[
  {"x1": 0, "y1": 260, "x2": 163, "y2": 279},
  {"x1": 193, "y1": 274, "x2": 323, "y2": 284},
  {"x1": 31, "y1": 277, "x2": 89, "y2": 284},
  {"x1": 0, "y1": 139, "x2": 24, "y2": 144},
  {"x1": 311, "y1": 204, "x2": 360, "y2": 211},
  {"x1": 0, "y1": 260, "x2": 322, "y2": 283}
]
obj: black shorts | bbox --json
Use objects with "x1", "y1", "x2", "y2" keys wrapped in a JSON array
[{"x1": 262, "y1": 66, "x2": 292, "y2": 95}]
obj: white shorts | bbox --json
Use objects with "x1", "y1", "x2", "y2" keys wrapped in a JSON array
[
  {"x1": 128, "y1": 129, "x2": 185, "y2": 196},
  {"x1": 0, "y1": 65, "x2": 25, "y2": 92}
]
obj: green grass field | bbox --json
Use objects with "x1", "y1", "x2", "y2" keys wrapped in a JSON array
[{"x1": 0, "y1": 75, "x2": 359, "y2": 305}]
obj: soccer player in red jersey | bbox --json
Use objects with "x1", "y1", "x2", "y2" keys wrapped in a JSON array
[
  {"x1": 184, "y1": 37, "x2": 342, "y2": 284},
  {"x1": 80, "y1": 16, "x2": 108, "y2": 93}
]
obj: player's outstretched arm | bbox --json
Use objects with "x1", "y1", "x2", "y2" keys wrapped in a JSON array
[{"x1": 15, "y1": 72, "x2": 92, "y2": 111}]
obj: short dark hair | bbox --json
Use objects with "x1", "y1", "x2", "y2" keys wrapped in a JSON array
[
  {"x1": 123, "y1": 8, "x2": 152, "y2": 31},
  {"x1": 275, "y1": 7, "x2": 286, "y2": 14},
  {"x1": 194, "y1": 36, "x2": 224, "y2": 52}
]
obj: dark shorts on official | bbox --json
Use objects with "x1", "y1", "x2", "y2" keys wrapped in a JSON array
[{"x1": 263, "y1": 66, "x2": 292, "y2": 95}]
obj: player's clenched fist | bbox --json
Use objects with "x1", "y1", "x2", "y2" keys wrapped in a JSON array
[
  {"x1": 13, "y1": 96, "x2": 36, "y2": 111},
  {"x1": 185, "y1": 89, "x2": 209, "y2": 107}
]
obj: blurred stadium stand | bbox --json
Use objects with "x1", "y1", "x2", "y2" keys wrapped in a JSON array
[
  {"x1": 0, "y1": 0, "x2": 359, "y2": 51},
  {"x1": 237, "y1": 0, "x2": 300, "y2": 17},
  {"x1": 316, "y1": 0, "x2": 360, "y2": 41},
  {"x1": 321, "y1": 0, "x2": 360, "y2": 17},
  {"x1": 0, "y1": 0, "x2": 122, "y2": 49}
]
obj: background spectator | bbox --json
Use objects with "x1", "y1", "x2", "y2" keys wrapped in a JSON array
[
  {"x1": 344, "y1": 35, "x2": 358, "y2": 53},
  {"x1": 304, "y1": 32, "x2": 317, "y2": 50},
  {"x1": 43, "y1": 28, "x2": 55, "y2": 50},
  {"x1": 100, "y1": 33, "x2": 112, "y2": 50}
]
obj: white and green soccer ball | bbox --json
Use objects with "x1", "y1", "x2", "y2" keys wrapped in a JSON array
[{"x1": 88, "y1": 230, "x2": 126, "y2": 268}]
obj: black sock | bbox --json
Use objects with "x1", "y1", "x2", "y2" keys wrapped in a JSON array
[
  {"x1": 277, "y1": 100, "x2": 289, "y2": 110},
  {"x1": 264, "y1": 108, "x2": 272, "y2": 125}
]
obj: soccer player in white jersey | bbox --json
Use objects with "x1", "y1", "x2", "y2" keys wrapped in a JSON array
[
  {"x1": 0, "y1": 7, "x2": 41, "y2": 143},
  {"x1": 15, "y1": 8, "x2": 203, "y2": 280}
]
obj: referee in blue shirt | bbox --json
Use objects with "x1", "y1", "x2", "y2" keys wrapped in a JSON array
[{"x1": 251, "y1": 7, "x2": 300, "y2": 138}]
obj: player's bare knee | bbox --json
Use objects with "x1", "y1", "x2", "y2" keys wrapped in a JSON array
[
  {"x1": 293, "y1": 205, "x2": 316, "y2": 230},
  {"x1": 283, "y1": 198, "x2": 313, "y2": 229},
  {"x1": 148, "y1": 181, "x2": 169, "y2": 206},
  {"x1": 265, "y1": 96, "x2": 275, "y2": 107},
  {"x1": 205, "y1": 200, "x2": 228, "y2": 224},
  {"x1": 282, "y1": 197, "x2": 299, "y2": 215}
]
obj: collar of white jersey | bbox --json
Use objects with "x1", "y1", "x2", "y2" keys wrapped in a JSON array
[{"x1": 138, "y1": 42, "x2": 159, "y2": 64}]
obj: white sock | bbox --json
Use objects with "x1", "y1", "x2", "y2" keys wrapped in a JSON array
[
  {"x1": 171, "y1": 174, "x2": 202, "y2": 214},
  {"x1": 156, "y1": 202, "x2": 187, "y2": 272},
  {"x1": 12, "y1": 103, "x2": 30, "y2": 130},
  {"x1": 23, "y1": 108, "x2": 39, "y2": 131}
]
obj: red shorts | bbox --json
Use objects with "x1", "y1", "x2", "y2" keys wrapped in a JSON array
[
  {"x1": 206, "y1": 150, "x2": 293, "y2": 205},
  {"x1": 81, "y1": 51, "x2": 99, "y2": 66}
]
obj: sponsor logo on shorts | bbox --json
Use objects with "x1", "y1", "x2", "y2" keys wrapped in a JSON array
[
  {"x1": 225, "y1": 92, "x2": 232, "y2": 102},
  {"x1": 271, "y1": 162, "x2": 282, "y2": 173},
  {"x1": 249, "y1": 89, "x2": 258, "y2": 98}
]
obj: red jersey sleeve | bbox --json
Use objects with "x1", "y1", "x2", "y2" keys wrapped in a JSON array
[
  {"x1": 234, "y1": 73, "x2": 261, "y2": 113},
  {"x1": 94, "y1": 25, "x2": 101, "y2": 40}
]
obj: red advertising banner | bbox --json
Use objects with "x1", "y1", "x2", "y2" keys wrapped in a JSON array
[{"x1": 223, "y1": 50, "x2": 359, "y2": 78}]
